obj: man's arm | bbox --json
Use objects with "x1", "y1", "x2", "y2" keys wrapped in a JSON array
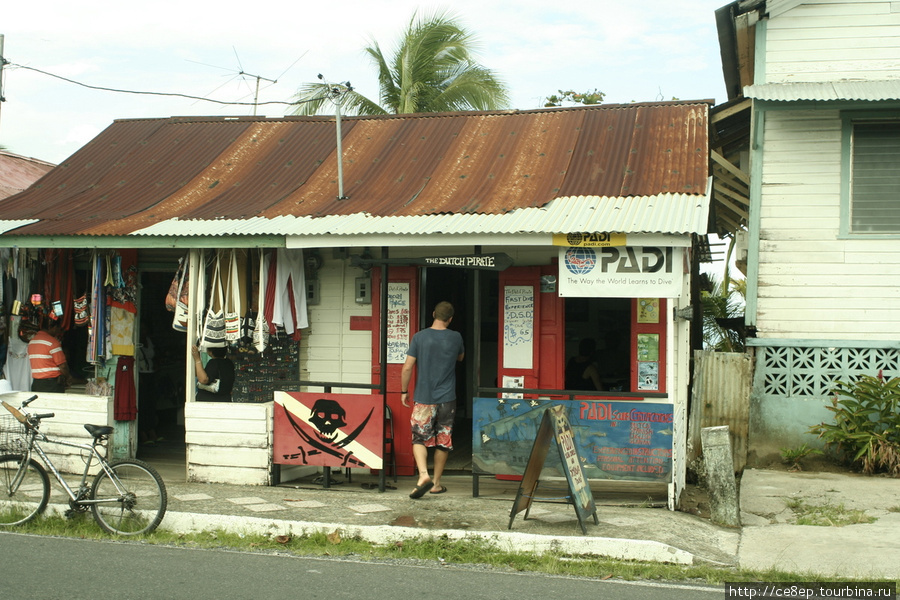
[{"x1": 400, "y1": 355, "x2": 416, "y2": 407}]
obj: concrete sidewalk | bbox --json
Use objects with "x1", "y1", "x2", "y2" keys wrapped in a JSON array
[{"x1": 43, "y1": 466, "x2": 900, "y2": 579}]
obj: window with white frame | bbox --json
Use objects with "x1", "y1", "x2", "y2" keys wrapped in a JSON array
[{"x1": 850, "y1": 121, "x2": 900, "y2": 233}]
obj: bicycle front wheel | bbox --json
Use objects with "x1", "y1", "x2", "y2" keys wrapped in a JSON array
[
  {"x1": 90, "y1": 459, "x2": 167, "y2": 535},
  {"x1": 0, "y1": 454, "x2": 50, "y2": 526}
]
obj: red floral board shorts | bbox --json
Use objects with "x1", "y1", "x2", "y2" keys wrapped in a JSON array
[{"x1": 410, "y1": 402, "x2": 455, "y2": 450}]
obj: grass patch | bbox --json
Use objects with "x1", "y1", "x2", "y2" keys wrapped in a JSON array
[
  {"x1": 888, "y1": 505, "x2": 900, "y2": 513},
  {"x1": 784, "y1": 498, "x2": 876, "y2": 527},
  {"x1": 4, "y1": 512, "x2": 897, "y2": 586}
]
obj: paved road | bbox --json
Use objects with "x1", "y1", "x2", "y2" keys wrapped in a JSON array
[{"x1": 0, "y1": 532, "x2": 724, "y2": 600}]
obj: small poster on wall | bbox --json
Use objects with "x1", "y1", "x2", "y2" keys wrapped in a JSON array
[
  {"x1": 386, "y1": 282, "x2": 410, "y2": 364},
  {"x1": 503, "y1": 285, "x2": 534, "y2": 369}
]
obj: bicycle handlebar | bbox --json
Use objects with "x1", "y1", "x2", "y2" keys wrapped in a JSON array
[
  {"x1": 34, "y1": 413, "x2": 55, "y2": 420},
  {"x1": 23, "y1": 395, "x2": 38, "y2": 407}
]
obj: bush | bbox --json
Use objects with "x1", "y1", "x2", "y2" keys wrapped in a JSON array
[{"x1": 808, "y1": 373, "x2": 900, "y2": 476}]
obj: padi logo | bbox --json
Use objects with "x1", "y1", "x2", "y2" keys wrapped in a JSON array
[{"x1": 565, "y1": 246, "x2": 674, "y2": 276}]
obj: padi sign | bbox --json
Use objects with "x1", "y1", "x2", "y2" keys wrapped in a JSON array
[{"x1": 558, "y1": 245, "x2": 683, "y2": 298}]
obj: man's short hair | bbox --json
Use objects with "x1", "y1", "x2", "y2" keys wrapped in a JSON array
[{"x1": 434, "y1": 301, "x2": 454, "y2": 322}]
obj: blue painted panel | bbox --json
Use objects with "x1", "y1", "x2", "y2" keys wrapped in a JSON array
[{"x1": 473, "y1": 397, "x2": 673, "y2": 482}]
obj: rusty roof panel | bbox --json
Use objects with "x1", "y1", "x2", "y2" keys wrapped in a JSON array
[
  {"x1": 559, "y1": 104, "x2": 708, "y2": 198},
  {"x1": 0, "y1": 102, "x2": 709, "y2": 237},
  {"x1": 0, "y1": 151, "x2": 55, "y2": 200}
]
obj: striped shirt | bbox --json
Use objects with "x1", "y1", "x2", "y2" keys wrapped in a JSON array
[{"x1": 27, "y1": 330, "x2": 66, "y2": 380}]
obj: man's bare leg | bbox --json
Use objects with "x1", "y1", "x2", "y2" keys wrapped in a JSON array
[
  {"x1": 431, "y1": 447, "x2": 449, "y2": 492},
  {"x1": 412, "y1": 443, "x2": 431, "y2": 487}
]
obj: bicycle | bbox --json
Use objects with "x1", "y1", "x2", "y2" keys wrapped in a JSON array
[{"x1": 0, "y1": 394, "x2": 167, "y2": 535}]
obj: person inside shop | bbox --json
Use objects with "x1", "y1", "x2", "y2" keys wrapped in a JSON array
[
  {"x1": 400, "y1": 301, "x2": 465, "y2": 499},
  {"x1": 27, "y1": 320, "x2": 73, "y2": 393},
  {"x1": 191, "y1": 345, "x2": 235, "y2": 402},
  {"x1": 565, "y1": 337, "x2": 603, "y2": 391}
]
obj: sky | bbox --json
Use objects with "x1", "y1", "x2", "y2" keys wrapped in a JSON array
[{"x1": 0, "y1": 0, "x2": 729, "y2": 165}]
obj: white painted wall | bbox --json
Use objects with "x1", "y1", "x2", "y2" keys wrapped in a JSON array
[
  {"x1": 1, "y1": 391, "x2": 110, "y2": 476},
  {"x1": 185, "y1": 401, "x2": 272, "y2": 485},
  {"x1": 756, "y1": 109, "x2": 900, "y2": 340},
  {"x1": 766, "y1": 0, "x2": 900, "y2": 83},
  {"x1": 303, "y1": 256, "x2": 374, "y2": 394}
]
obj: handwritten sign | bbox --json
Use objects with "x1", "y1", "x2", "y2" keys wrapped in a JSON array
[
  {"x1": 386, "y1": 282, "x2": 410, "y2": 364},
  {"x1": 507, "y1": 406, "x2": 598, "y2": 534},
  {"x1": 503, "y1": 285, "x2": 534, "y2": 369}
]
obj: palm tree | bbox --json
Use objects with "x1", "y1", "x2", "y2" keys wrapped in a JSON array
[
  {"x1": 702, "y1": 236, "x2": 747, "y2": 352},
  {"x1": 291, "y1": 10, "x2": 510, "y2": 116}
]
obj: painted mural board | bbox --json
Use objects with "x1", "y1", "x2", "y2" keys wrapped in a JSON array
[
  {"x1": 274, "y1": 391, "x2": 384, "y2": 469},
  {"x1": 473, "y1": 397, "x2": 674, "y2": 482},
  {"x1": 509, "y1": 406, "x2": 598, "y2": 534}
]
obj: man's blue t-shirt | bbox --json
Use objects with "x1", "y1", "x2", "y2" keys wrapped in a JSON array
[{"x1": 407, "y1": 327, "x2": 464, "y2": 405}]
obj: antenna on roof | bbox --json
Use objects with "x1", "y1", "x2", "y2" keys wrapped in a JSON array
[
  {"x1": 187, "y1": 47, "x2": 306, "y2": 116},
  {"x1": 318, "y1": 74, "x2": 353, "y2": 201}
]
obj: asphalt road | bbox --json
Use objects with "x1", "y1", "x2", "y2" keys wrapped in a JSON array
[{"x1": 0, "y1": 532, "x2": 724, "y2": 600}]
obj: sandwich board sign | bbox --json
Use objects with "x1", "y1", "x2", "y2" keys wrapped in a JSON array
[{"x1": 508, "y1": 405, "x2": 598, "y2": 534}]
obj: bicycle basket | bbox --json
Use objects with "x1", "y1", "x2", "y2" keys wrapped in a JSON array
[{"x1": 0, "y1": 413, "x2": 27, "y2": 453}]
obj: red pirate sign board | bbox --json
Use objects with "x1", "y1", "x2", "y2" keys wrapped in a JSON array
[{"x1": 274, "y1": 391, "x2": 384, "y2": 469}]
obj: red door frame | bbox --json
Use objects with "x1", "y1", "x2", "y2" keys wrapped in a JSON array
[{"x1": 371, "y1": 266, "x2": 419, "y2": 477}]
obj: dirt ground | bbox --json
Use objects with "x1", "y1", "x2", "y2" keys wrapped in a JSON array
[{"x1": 677, "y1": 454, "x2": 859, "y2": 520}]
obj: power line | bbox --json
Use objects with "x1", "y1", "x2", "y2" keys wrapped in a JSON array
[{"x1": 6, "y1": 62, "x2": 310, "y2": 108}]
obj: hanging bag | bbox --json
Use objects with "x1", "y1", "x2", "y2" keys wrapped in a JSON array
[
  {"x1": 200, "y1": 254, "x2": 227, "y2": 349},
  {"x1": 224, "y1": 250, "x2": 242, "y2": 344},
  {"x1": 73, "y1": 270, "x2": 91, "y2": 327},
  {"x1": 169, "y1": 255, "x2": 190, "y2": 332}
]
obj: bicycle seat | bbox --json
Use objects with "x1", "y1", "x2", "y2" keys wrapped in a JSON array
[{"x1": 84, "y1": 424, "x2": 114, "y2": 438}]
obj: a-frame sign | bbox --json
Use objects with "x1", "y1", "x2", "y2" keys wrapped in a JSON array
[{"x1": 508, "y1": 405, "x2": 599, "y2": 534}]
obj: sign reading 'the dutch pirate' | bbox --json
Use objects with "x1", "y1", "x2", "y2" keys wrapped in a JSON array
[{"x1": 274, "y1": 392, "x2": 384, "y2": 469}]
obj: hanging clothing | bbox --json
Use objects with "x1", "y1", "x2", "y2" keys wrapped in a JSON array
[
  {"x1": 113, "y1": 356, "x2": 137, "y2": 421},
  {"x1": 109, "y1": 250, "x2": 138, "y2": 356},
  {"x1": 271, "y1": 248, "x2": 309, "y2": 337}
]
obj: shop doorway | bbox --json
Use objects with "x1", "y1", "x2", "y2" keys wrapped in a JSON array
[
  {"x1": 135, "y1": 271, "x2": 187, "y2": 473},
  {"x1": 420, "y1": 266, "x2": 474, "y2": 471}
]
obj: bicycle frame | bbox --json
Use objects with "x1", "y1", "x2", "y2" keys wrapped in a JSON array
[{"x1": 16, "y1": 423, "x2": 129, "y2": 508}]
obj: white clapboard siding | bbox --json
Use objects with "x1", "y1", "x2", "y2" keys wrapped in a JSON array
[
  {"x1": 766, "y1": 1, "x2": 900, "y2": 83},
  {"x1": 1, "y1": 392, "x2": 111, "y2": 476},
  {"x1": 755, "y1": 108, "x2": 900, "y2": 340},
  {"x1": 184, "y1": 401, "x2": 272, "y2": 485},
  {"x1": 303, "y1": 257, "x2": 373, "y2": 390}
]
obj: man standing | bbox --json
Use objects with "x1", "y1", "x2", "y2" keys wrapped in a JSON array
[
  {"x1": 27, "y1": 321, "x2": 72, "y2": 393},
  {"x1": 400, "y1": 301, "x2": 465, "y2": 499}
]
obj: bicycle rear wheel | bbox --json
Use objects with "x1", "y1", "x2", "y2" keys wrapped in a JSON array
[
  {"x1": 90, "y1": 459, "x2": 167, "y2": 535},
  {"x1": 0, "y1": 454, "x2": 50, "y2": 526}
]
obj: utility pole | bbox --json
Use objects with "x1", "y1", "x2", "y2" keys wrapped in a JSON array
[
  {"x1": 0, "y1": 34, "x2": 6, "y2": 131},
  {"x1": 318, "y1": 74, "x2": 352, "y2": 201}
]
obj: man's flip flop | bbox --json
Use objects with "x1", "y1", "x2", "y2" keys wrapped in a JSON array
[
  {"x1": 429, "y1": 486, "x2": 447, "y2": 494},
  {"x1": 409, "y1": 481, "x2": 434, "y2": 499}
]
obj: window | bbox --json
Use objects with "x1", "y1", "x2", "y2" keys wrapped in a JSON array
[{"x1": 849, "y1": 121, "x2": 900, "y2": 233}]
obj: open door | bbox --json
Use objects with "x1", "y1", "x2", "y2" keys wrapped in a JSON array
[
  {"x1": 371, "y1": 266, "x2": 419, "y2": 476},
  {"x1": 497, "y1": 266, "x2": 565, "y2": 398}
]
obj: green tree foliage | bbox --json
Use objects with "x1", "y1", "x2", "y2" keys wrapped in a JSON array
[
  {"x1": 543, "y1": 89, "x2": 605, "y2": 107},
  {"x1": 291, "y1": 11, "x2": 509, "y2": 116},
  {"x1": 701, "y1": 237, "x2": 746, "y2": 352},
  {"x1": 809, "y1": 373, "x2": 900, "y2": 476}
]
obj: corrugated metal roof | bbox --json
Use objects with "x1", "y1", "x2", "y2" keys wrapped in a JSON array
[
  {"x1": 0, "y1": 102, "x2": 710, "y2": 238},
  {"x1": 0, "y1": 151, "x2": 55, "y2": 200},
  {"x1": 128, "y1": 189, "x2": 712, "y2": 239},
  {"x1": 744, "y1": 81, "x2": 900, "y2": 102}
]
